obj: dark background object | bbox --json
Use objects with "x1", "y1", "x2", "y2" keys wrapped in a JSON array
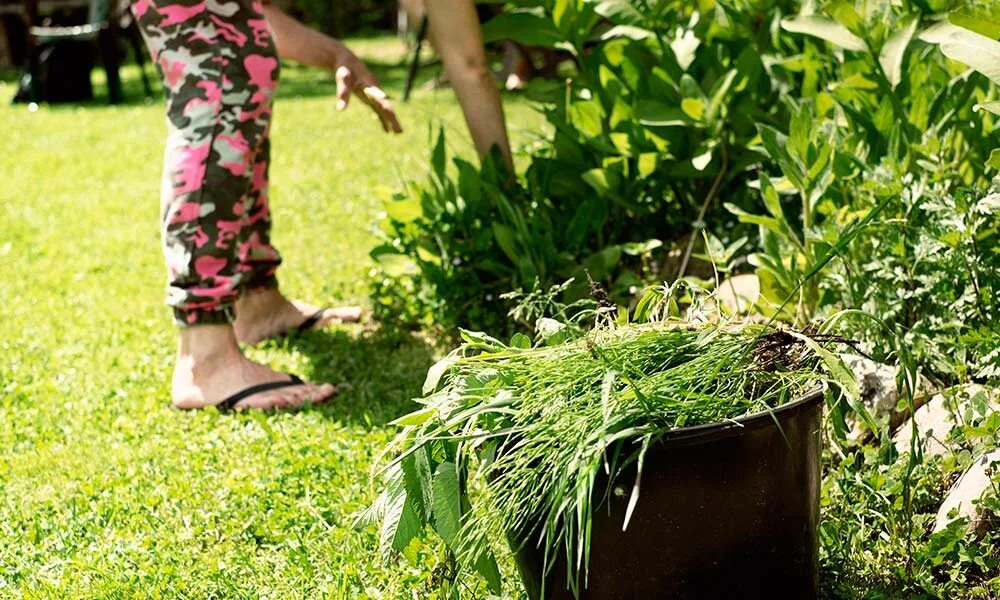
[
  {"x1": 514, "y1": 389, "x2": 824, "y2": 600},
  {"x1": 14, "y1": 38, "x2": 94, "y2": 101}
]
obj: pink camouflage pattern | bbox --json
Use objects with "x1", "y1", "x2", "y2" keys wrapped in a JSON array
[{"x1": 133, "y1": 0, "x2": 282, "y2": 326}]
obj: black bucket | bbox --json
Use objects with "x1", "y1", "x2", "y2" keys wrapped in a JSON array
[{"x1": 514, "y1": 388, "x2": 824, "y2": 600}]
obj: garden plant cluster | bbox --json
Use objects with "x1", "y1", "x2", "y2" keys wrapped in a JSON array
[{"x1": 365, "y1": 0, "x2": 1000, "y2": 597}]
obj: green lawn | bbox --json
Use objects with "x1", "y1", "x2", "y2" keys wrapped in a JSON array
[{"x1": 0, "y1": 37, "x2": 543, "y2": 598}]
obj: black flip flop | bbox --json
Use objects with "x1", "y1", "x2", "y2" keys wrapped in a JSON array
[
  {"x1": 216, "y1": 374, "x2": 306, "y2": 411},
  {"x1": 171, "y1": 374, "x2": 306, "y2": 412},
  {"x1": 296, "y1": 309, "x2": 328, "y2": 333}
]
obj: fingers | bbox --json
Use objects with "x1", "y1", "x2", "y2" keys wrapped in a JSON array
[
  {"x1": 359, "y1": 85, "x2": 404, "y2": 134},
  {"x1": 335, "y1": 66, "x2": 403, "y2": 133},
  {"x1": 335, "y1": 66, "x2": 351, "y2": 111}
]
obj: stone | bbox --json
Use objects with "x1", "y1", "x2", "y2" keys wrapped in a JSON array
[
  {"x1": 893, "y1": 384, "x2": 998, "y2": 457},
  {"x1": 715, "y1": 274, "x2": 760, "y2": 315},
  {"x1": 934, "y1": 449, "x2": 1000, "y2": 534},
  {"x1": 840, "y1": 354, "x2": 932, "y2": 441}
]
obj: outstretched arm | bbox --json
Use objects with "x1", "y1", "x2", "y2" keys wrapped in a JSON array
[
  {"x1": 424, "y1": 0, "x2": 513, "y2": 170},
  {"x1": 261, "y1": 4, "x2": 402, "y2": 133}
]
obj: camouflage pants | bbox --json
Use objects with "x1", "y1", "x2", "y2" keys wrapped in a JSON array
[{"x1": 133, "y1": 0, "x2": 282, "y2": 326}]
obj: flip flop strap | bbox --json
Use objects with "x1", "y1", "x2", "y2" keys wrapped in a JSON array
[
  {"x1": 296, "y1": 309, "x2": 328, "y2": 333},
  {"x1": 217, "y1": 374, "x2": 304, "y2": 411}
]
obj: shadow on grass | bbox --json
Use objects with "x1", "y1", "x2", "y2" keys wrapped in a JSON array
[{"x1": 284, "y1": 324, "x2": 438, "y2": 427}]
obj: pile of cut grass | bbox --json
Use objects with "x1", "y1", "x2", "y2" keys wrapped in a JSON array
[{"x1": 373, "y1": 321, "x2": 833, "y2": 595}]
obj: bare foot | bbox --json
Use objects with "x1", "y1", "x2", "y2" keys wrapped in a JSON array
[
  {"x1": 172, "y1": 324, "x2": 336, "y2": 410},
  {"x1": 234, "y1": 287, "x2": 363, "y2": 345}
]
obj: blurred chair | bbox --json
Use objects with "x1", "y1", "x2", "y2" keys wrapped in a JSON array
[{"x1": 17, "y1": 0, "x2": 151, "y2": 104}]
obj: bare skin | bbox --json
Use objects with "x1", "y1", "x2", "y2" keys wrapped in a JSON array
[
  {"x1": 399, "y1": 0, "x2": 513, "y2": 169},
  {"x1": 170, "y1": 8, "x2": 399, "y2": 410},
  {"x1": 172, "y1": 325, "x2": 336, "y2": 410},
  {"x1": 233, "y1": 287, "x2": 363, "y2": 345}
]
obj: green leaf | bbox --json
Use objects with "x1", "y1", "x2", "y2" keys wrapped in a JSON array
[
  {"x1": 670, "y1": 29, "x2": 700, "y2": 71},
  {"x1": 384, "y1": 198, "x2": 422, "y2": 223},
  {"x1": 879, "y1": 16, "x2": 918, "y2": 89},
  {"x1": 569, "y1": 100, "x2": 605, "y2": 138},
  {"x1": 377, "y1": 466, "x2": 425, "y2": 556},
  {"x1": 681, "y1": 97, "x2": 705, "y2": 121},
  {"x1": 988, "y1": 149, "x2": 1000, "y2": 170},
  {"x1": 974, "y1": 101, "x2": 1000, "y2": 116},
  {"x1": 781, "y1": 15, "x2": 866, "y2": 52},
  {"x1": 601, "y1": 25, "x2": 653, "y2": 41},
  {"x1": 432, "y1": 129, "x2": 447, "y2": 178},
  {"x1": 391, "y1": 405, "x2": 438, "y2": 427},
  {"x1": 922, "y1": 22, "x2": 1000, "y2": 86},
  {"x1": 591, "y1": 0, "x2": 645, "y2": 27},
  {"x1": 510, "y1": 333, "x2": 532, "y2": 349},
  {"x1": 635, "y1": 101, "x2": 690, "y2": 126},
  {"x1": 431, "y1": 462, "x2": 462, "y2": 545},
  {"x1": 691, "y1": 148, "x2": 712, "y2": 171},
  {"x1": 492, "y1": 223, "x2": 522, "y2": 263},
  {"x1": 760, "y1": 173, "x2": 784, "y2": 220},
  {"x1": 637, "y1": 153, "x2": 658, "y2": 178},
  {"x1": 949, "y1": 8, "x2": 1000, "y2": 41},
  {"x1": 787, "y1": 331, "x2": 877, "y2": 434},
  {"x1": 622, "y1": 239, "x2": 662, "y2": 256},
  {"x1": 375, "y1": 253, "x2": 419, "y2": 277},
  {"x1": 423, "y1": 355, "x2": 458, "y2": 395},
  {"x1": 481, "y1": 12, "x2": 564, "y2": 47},
  {"x1": 474, "y1": 551, "x2": 503, "y2": 594}
]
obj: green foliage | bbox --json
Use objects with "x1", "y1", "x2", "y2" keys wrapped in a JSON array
[
  {"x1": 820, "y1": 387, "x2": 1000, "y2": 597},
  {"x1": 371, "y1": 0, "x2": 801, "y2": 333},
  {"x1": 730, "y1": 1, "x2": 999, "y2": 382}
]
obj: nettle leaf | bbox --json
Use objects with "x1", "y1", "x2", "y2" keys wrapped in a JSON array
[
  {"x1": 378, "y1": 466, "x2": 425, "y2": 556},
  {"x1": 424, "y1": 354, "x2": 459, "y2": 395},
  {"x1": 781, "y1": 15, "x2": 866, "y2": 52},
  {"x1": 403, "y1": 449, "x2": 435, "y2": 523},
  {"x1": 879, "y1": 16, "x2": 919, "y2": 89},
  {"x1": 431, "y1": 462, "x2": 462, "y2": 546}
]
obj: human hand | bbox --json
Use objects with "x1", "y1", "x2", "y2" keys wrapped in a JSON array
[{"x1": 333, "y1": 45, "x2": 403, "y2": 134}]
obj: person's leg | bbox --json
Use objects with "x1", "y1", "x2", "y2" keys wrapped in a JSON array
[
  {"x1": 230, "y1": 131, "x2": 361, "y2": 345},
  {"x1": 134, "y1": 0, "x2": 333, "y2": 408}
]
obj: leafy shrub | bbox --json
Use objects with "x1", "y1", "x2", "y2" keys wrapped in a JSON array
[
  {"x1": 371, "y1": 0, "x2": 804, "y2": 334},
  {"x1": 820, "y1": 387, "x2": 1000, "y2": 598},
  {"x1": 724, "y1": 1, "x2": 1000, "y2": 382}
]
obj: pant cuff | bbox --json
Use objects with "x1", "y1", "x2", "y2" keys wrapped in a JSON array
[
  {"x1": 173, "y1": 305, "x2": 236, "y2": 328},
  {"x1": 243, "y1": 272, "x2": 279, "y2": 293}
]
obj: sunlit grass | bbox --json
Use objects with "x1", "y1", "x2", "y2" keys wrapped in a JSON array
[{"x1": 0, "y1": 35, "x2": 545, "y2": 598}]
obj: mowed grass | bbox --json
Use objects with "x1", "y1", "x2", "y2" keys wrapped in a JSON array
[{"x1": 0, "y1": 37, "x2": 544, "y2": 598}]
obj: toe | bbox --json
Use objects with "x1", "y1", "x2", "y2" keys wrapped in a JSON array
[{"x1": 232, "y1": 382, "x2": 337, "y2": 411}]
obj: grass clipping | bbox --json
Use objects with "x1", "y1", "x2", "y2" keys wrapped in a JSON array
[{"x1": 368, "y1": 322, "x2": 835, "y2": 595}]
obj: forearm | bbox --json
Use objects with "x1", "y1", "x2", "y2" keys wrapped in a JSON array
[{"x1": 261, "y1": 4, "x2": 341, "y2": 70}]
